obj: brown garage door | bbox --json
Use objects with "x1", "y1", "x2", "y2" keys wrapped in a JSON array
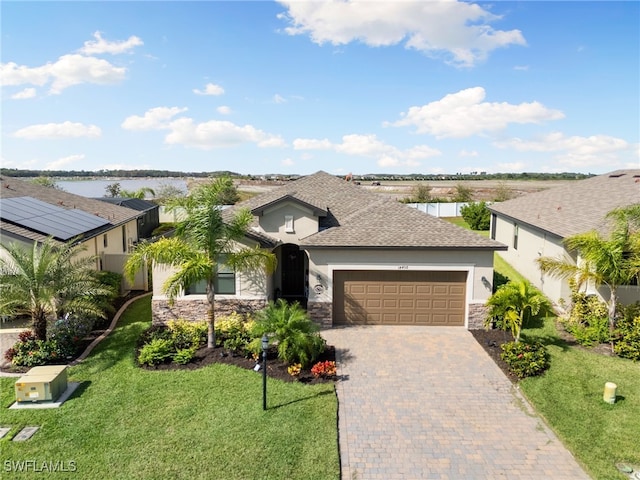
[{"x1": 333, "y1": 270, "x2": 466, "y2": 326}]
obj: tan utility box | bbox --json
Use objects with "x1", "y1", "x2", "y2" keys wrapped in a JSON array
[{"x1": 15, "y1": 365, "x2": 68, "y2": 403}]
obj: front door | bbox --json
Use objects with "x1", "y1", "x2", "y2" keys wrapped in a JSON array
[{"x1": 280, "y1": 244, "x2": 306, "y2": 304}]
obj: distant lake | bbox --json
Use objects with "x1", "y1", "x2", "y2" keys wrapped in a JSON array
[{"x1": 57, "y1": 178, "x2": 188, "y2": 198}]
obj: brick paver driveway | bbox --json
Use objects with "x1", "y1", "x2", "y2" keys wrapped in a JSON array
[{"x1": 321, "y1": 326, "x2": 590, "y2": 480}]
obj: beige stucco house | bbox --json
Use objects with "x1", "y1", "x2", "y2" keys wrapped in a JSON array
[
  {"x1": 152, "y1": 171, "x2": 506, "y2": 329},
  {"x1": 0, "y1": 175, "x2": 147, "y2": 291},
  {"x1": 489, "y1": 169, "x2": 640, "y2": 309}
]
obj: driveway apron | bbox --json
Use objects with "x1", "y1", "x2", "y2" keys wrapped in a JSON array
[{"x1": 321, "y1": 326, "x2": 590, "y2": 480}]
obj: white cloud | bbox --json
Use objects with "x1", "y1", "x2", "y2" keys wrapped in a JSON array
[
  {"x1": 164, "y1": 118, "x2": 285, "y2": 150},
  {"x1": 389, "y1": 87, "x2": 564, "y2": 138},
  {"x1": 11, "y1": 87, "x2": 36, "y2": 99},
  {"x1": 1, "y1": 32, "x2": 139, "y2": 93},
  {"x1": 1, "y1": 55, "x2": 127, "y2": 94},
  {"x1": 122, "y1": 107, "x2": 285, "y2": 150},
  {"x1": 217, "y1": 106, "x2": 232, "y2": 115},
  {"x1": 514, "y1": 65, "x2": 529, "y2": 71},
  {"x1": 193, "y1": 83, "x2": 225, "y2": 96},
  {"x1": 293, "y1": 138, "x2": 333, "y2": 150},
  {"x1": 459, "y1": 149, "x2": 479, "y2": 157},
  {"x1": 45, "y1": 154, "x2": 85, "y2": 170},
  {"x1": 495, "y1": 132, "x2": 634, "y2": 168},
  {"x1": 277, "y1": 0, "x2": 526, "y2": 67},
  {"x1": 122, "y1": 107, "x2": 188, "y2": 131},
  {"x1": 281, "y1": 158, "x2": 295, "y2": 166},
  {"x1": 293, "y1": 133, "x2": 440, "y2": 168},
  {"x1": 79, "y1": 31, "x2": 143, "y2": 55},
  {"x1": 273, "y1": 94, "x2": 286, "y2": 104},
  {"x1": 14, "y1": 121, "x2": 102, "y2": 139}
]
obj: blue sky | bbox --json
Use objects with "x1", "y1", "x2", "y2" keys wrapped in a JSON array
[{"x1": 1, "y1": 1, "x2": 638, "y2": 176}]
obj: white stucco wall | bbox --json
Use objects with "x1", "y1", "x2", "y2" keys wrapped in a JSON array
[
  {"x1": 151, "y1": 238, "x2": 269, "y2": 302},
  {"x1": 257, "y1": 201, "x2": 319, "y2": 243},
  {"x1": 492, "y1": 215, "x2": 640, "y2": 307},
  {"x1": 493, "y1": 215, "x2": 570, "y2": 305}
]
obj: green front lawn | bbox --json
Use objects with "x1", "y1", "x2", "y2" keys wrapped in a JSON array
[
  {"x1": 0, "y1": 297, "x2": 339, "y2": 480},
  {"x1": 521, "y1": 319, "x2": 640, "y2": 480}
]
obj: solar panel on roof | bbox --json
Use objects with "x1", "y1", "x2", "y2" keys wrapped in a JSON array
[{"x1": 0, "y1": 196, "x2": 110, "y2": 241}]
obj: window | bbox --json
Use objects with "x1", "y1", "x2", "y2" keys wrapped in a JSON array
[
  {"x1": 185, "y1": 256, "x2": 235, "y2": 295},
  {"x1": 513, "y1": 223, "x2": 519, "y2": 250},
  {"x1": 103, "y1": 234, "x2": 108, "y2": 248},
  {"x1": 122, "y1": 226, "x2": 127, "y2": 252},
  {"x1": 284, "y1": 215, "x2": 294, "y2": 233}
]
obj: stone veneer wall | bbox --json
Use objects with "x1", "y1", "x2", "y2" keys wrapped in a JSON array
[
  {"x1": 152, "y1": 298, "x2": 267, "y2": 325},
  {"x1": 307, "y1": 301, "x2": 332, "y2": 328},
  {"x1": 468, "y1": 303, "x2": 488, "y2": 329}
]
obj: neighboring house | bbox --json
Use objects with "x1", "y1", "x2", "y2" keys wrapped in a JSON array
[
  {"x1": 96, "y1": 197, "x2": 160, "y2": 239},
  {"x1": 0, "y1": 176, "x2": 147, "y2": 291},
  {"x1": 488, "y1": 169, "x2": 640, "y2": 308},
  {"x1": 152, "y1": 171, "x2": 506, "y2": 329}
]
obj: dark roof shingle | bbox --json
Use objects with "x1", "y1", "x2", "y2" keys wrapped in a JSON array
[
  {"x1": 488, "y1": 169, "x2": 640, "y2": 238},
  {"x1": 227, "y1": 171, "x2": 505, "y2": 250}
]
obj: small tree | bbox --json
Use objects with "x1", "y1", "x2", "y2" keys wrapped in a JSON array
[
  {"x1": 492, "y1": 181, "x2": 513, "y2": 202},
  {"x1": 460, "y1": 201, "x2": 490, "y2": 230},
  {"x1": 412, "y1": 183, "x2": 431, "y2": 203},
  {"x1": 485, "y1": 280, "x2": 550, "y2": 343},
  {"x1": 537, "y1": 205, "x2": 640, "y2": 333},
  {"x1": 105, "y1": 182, "x2": 121, "y2": 197},
  {"x1": 453, "y1": 183, "x2": 473, "y2": 202}
]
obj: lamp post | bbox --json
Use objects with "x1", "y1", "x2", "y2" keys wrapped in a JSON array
[{"x1": 261, "y1": 334, "x2": 268, "y2": 411}]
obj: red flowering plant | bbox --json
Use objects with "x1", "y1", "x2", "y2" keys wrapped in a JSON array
[{"x1": 311, "y1": 360, "x2": 337, "y2": 379}]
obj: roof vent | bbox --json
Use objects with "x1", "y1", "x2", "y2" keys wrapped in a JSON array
[{"x1": 609, "y1": 173, "x2": 625, "y2": 178}]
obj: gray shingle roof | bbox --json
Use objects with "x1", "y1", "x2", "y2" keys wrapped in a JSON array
[
  {"x1": 488, "y1": 169, "x2": 640, "y2": 239},
  {"x1": 1, "y1": 176, "x2": 141, "y2": 244},
  {"x1": 226, "y1": 171, "x2": 505, "y2": 250}
]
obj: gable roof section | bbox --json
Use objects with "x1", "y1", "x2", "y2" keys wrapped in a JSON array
[
  {"x1": 96, "y1": 197, "x2": 159, "y2": 213},
  {"x1": 250, "y1": 194, "x2": 327, "y2": 217},
  {"x1": 488, "y1": 169, "x2": 640, "y2": 239},
  {"x1": 226, "y1": 171, "x2": 505, "y2": 250},
  {"x1": 0, "y1": 176, "x2": 141, "y2": 244}
]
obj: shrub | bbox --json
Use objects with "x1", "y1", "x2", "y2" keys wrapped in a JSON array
[
  {"x1": 563, "y1": 288, "x2": 610, "y2": 346},
  {"x1": 5, "y1": 331, "x2": 64, "y2": 367},
  {"x1": 311, "y1": 360, "x2": 337, "y2": 378},
  {"x1": 500, "y1": 341, "x2": 550, "y2": 378},
  {"x1": 173, "y1": 346, "x2": 198, "y2": 365},
  {"x1": 250, "y1": 299, "x2": 326, "y2": 368},
  {"x1": 49, "y1": 316, "x2": 95, "y2": 358},
  {"x1": 138, "y1": 338, "x2": 174, "y2": 366},
  {"x1": 460, "y1": 201, "x2": 490, "y2": 230},
  {"x1": 167, "y1": 319, "x2": 207, "y2": 350},
  {"x1": 216, "y1": 313, "x2": 253, "y2": 354},
  {"x1": 613, "y1": 303, "x2": 640, "y2": 360}
]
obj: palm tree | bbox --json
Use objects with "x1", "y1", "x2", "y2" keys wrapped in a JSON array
[
  {"x1": 124, "y1": 176, "x2": 276, "y2": 348},
  {"x1": 537, "y1": 205, "x2": 640, "y2": 333},
  {"x1": 120, "y1": 187, "x2": 156, "y2": 199},
  {"x1": 0, "y1": 238, "x2": 112, "y2": 340},
  {"x1": 486, "y1": 280, "x2": 549, "y2": 342}
]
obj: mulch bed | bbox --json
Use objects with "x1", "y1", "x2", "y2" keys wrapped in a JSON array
[
  {"x1": 141, "y1": 344, "x2": 337, "y2": 385},
  {"x1": 470, "y1": 328, "x2": 519, "y2": 383}
]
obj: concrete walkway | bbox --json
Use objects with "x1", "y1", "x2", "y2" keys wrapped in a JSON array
[{"x1": 321, "y1": 326, "x2": 590, "y2": 480}]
